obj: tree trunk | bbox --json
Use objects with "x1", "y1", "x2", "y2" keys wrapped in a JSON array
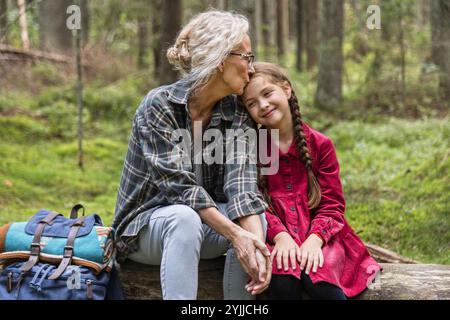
[
  {"x1": 314, "y1": 0, "x2": 344, "y2": 111},
  {"x1": 80, "y1": 0, "x2": 89, "y2": 45},
  {"x1": 201, "y1": 0, "x2": 218, "y2": 10},
  {"x1": 218, "y1": 0, "x2": 229, "y2": 10},
  {"x1": 261, "y1": 0, "x2": 271, "y2": 59},
  {"x1": 399, "y1": 7, "x2": 406, "y2": 105},
  {"x1": 276, "y1": 0, "x2": 288, "y2": 61},
  {"x1": 158, "y1": 0, "x2": 182, "y2": 85},
  {"x1": 137, "y1": 18, "x2": 148, "y2": 68},
  {"x1": 119, "y1": 259, "x2": 450, "y2": 300},
  {"x1": 289, "y1": 0, "x2": 296, "y2": 41},
  {"x1": 38, "y1": 0, "x2": 88, "y2": 52},
  {"x1": 296, "y1": 0, "x2": 304, "y2": 71},
  {"x1": 437, "y1": 0, "x2": 450, "y2": 102},
  {"x1": 0, "y1": 0, "x2": 7, "y2": 44},
  {"x1": 17, "y1": 0, "x2": 30, "y2": 51},
  {"x1": 151, "y1": 0, "x2": 162, "y2": 79},
  {"x1": 230, "y1": 0, "x2": 258, "y2": 52},
  {"x1": 75, "y1": 13, "x2": 84, "y2": 169},
  {"x1": 417, "y1": 0, "x2": 430, "y2": 27},
  {"x1": 306, "y1": 0, "x2": 319, "y2": 70}
]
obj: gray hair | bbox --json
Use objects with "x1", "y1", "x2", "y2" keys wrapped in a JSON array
[{"x1": 166, "y1": 10, "x2": 249, "y2": 91}]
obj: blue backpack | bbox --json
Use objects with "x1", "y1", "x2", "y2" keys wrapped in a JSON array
[{"x1": 0, "y1": 205, "x2": 124, "y2": 300}]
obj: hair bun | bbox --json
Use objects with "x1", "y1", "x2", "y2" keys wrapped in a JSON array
[{"x1": 166, "y1": 38, "x2": 191, "y2": 73}]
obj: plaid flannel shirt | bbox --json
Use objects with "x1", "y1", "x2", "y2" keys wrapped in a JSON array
[{"x1": 112, "y1": 79, "x2": 267, "y2": 255}]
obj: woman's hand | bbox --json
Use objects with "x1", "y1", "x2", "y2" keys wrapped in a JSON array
[
  {"x1": 272, "y1": 232, "x2": 301, "y2": 271},
  {"x1": 245, "y1": 248, "x2": 272, "y2": 295},
  {"x1": 298, "y1": 233, "x2": 324, "y2": 274},
  {"x1": 229, "y1": 227, "x2": 271, "y2": 283}
]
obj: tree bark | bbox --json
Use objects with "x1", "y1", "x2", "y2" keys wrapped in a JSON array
[
  {"x1": 437, "y1": 0, "x2": 450, "y2": 102},
  {"x1": 137, "y1": 18, "x2": 148, "y2": 68},
  {"x1": 218, "y1": 0, "x2": 229, "y2": 10},
  {"x1": 201, "y1": 0, "x2": 218, "y2": 10},
  {"x1": 0, "y1": 0, "x2": 7, "y2": 44},
  {"x1": 261, "y1": 0, "x2": 271, "y2": 58},
  {"x1": 158, "y1": 0, "x2": 182, "y2": 85},
  {"x1": 296, "y1": 0, "x2": 304, "y2": 71},
  {"x1": 276, "y1": 0, "x2": 288, "y2": 61},
  {"x1": 306, "y1": 0, "x2": 319, "y2": 70},
  {"x1": 17, "y1": 0, "x2": 30, "y2": 51},
  {"x1": 119, "y1": 259, "x2": 450, "y2": 300},
  {"x1": 151, "y1": 0, "x2": 162, "y2": 79},
  {"x1": 230, "y1": 0, "x2": 258, "y2": 52},
  {"x1": 314, "y1": 0, "x2": 344, "y2": 111}
]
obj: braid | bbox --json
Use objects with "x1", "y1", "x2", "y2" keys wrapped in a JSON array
[
  {"x1": 257, "y1": 139, "x2": 279, "y2": 217},
  {"x1": 289, "y1": 90, "x2": 322, "y2": 209}
]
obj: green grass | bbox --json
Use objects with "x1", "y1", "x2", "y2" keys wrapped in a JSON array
[
  {"x1": 0, "y1": 97, "x2": 448, "y2": 264},
  {"x1": 326, "y1": 118, "x2": 449, "y2": 264}
]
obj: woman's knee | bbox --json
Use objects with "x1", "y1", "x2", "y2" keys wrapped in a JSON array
[{"x1": 163, "y1": 205, "x2": 204, "y2": 241}]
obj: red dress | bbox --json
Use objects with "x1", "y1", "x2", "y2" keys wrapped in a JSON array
[{"x1": 264, "y1": 123, "x2": 381, "y2": 298}]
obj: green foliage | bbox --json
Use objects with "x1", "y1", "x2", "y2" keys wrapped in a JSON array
[
  {"x1": 326, "y1": 118, "x2": 450, "y2": 264},
  {"x1": 31, "y1": 63, "x2": 63, "y2": 86},
  {"x1": 0, "y1": 116, "x2": 51, "y2": 143},
  {"x1": 36, "y1": 100, "x2": 90, "y2": 140}
]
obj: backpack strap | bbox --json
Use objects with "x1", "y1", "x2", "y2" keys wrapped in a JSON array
[
  {"x1": 21, "y1": 211, "x2": 61, "y2": 273},
  {"x1": 48, "y1": 216, "x2": 86, "y2": 280},
  {"x1": 70, "y1": 204, "x2": 85, "y2": 219}
]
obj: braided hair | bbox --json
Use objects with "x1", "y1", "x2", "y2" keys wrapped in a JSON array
[{"x1": 250, "y1": 62, "x2": 322, "y2": 211}]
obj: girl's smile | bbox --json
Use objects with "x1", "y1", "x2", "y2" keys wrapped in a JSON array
[{"x1": 242, "y1": 76, "x2": 292, "y2": 129}]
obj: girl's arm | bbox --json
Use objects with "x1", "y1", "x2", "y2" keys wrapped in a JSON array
[
  {"x1": 307, "y1": 138, "x2": 346, "y2": 245},
  {"x1": 265, "y1": 207, "x2": 289, "y2": 244}
]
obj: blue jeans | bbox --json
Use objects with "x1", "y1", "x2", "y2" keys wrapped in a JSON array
[{"x1": 128, "y1": 203, "x2": 267, "y2": 300}]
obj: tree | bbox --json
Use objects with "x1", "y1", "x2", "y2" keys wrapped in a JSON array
[
  {"x1": 306, "y1": 0, "x2": 319, "y2": 70},
  {"x1": 151, "y1": 0, "x2": 163, "y2": 79},
  {"x1": 137, "y1": 17, "x2": 148, "y2": 68},
  {"x1": 296, "y1": 0, "x2": 304, "y2": 71},
  {"x1": 261, "y1": 0, "x2": 272, "y2": 59},
  {"x1": 315, "y1": 0, "x2": 344, "y2": 110},
  {"x1": 201, "y1": 0, "x2": 219, "y2": 9},
  {"x1": 218, "y1": 0, "x2": 229, "y2": 10},
  {"x1": 0, "y1": 0, "x2": 7, "y2": 44},
  {"x1": 431, "y1": 0, "x2": 450, "y2": 102},
  {"x1": 276, "y1": 0, "x2": 288, "y2": 61},
  {"x1": 159, "y1": 0, "x2": 182, "y2": 85},
  {"x1": 17, "y1": 0, "x2": 30, "y2": 50},
  {"x1": 229, "y1": 0, "x2": 258, "y2": 52}
]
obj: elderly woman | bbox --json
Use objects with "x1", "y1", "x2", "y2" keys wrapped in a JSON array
[{"x1": 112, "y1": 11, "x2": 271, "y2": 300}]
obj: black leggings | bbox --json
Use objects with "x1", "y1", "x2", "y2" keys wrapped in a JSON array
[{"x1": 269, "y1": 272, "x2": 347, "y2": 300}]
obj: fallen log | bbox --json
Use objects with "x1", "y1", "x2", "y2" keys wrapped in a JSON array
[
  {"x1": 119, "y1": 258, "x2": 450, "y2": 300},
  {"x1": 0, "y1": 44, "x2": 89, "y2": 67},
  {"x1": 365, "y1": 243, "x2": 419, "y2": 264}
]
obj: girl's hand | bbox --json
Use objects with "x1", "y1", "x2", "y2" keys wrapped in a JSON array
[
  {"x1": 298, "y1": 234, "x2": 324, "y2": 275},
  {"x1": 272, "y1": 232, "x2": 301, "y2": 271}
]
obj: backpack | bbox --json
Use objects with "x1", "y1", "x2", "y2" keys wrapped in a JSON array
[{"x1": 0, "y1": 205, "x2": 124, "y2": 300}]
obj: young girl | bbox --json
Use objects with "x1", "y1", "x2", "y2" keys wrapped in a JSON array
[{"x1": 241, "y1": 62, "x2": 381, "y2": 300}]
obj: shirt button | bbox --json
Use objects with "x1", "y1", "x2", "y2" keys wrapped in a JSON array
[
  {"x1": 322, "y1": 230, "x2": 327, "y2": 235},
  {"x1": 286, "y1": 184, "x2": 292, "y2": 190},
  {"x1": 294, "y1": 228, "x2": 298, "y2": 233},
  {"x1": 290, "y1": 206, "x2": 295, "y2": 212},
  {"x1": 282, "y1": 157, "x2": 289, "y2": 163}
]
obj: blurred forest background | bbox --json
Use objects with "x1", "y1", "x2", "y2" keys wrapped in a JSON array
[{"x1": 0, "y1": 0, "x2": 448, "y2": 264}]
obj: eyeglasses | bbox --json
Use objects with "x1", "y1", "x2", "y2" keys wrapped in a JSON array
[{"x1": 229, "y1": 52, "x2": 255, "y2": 68}]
